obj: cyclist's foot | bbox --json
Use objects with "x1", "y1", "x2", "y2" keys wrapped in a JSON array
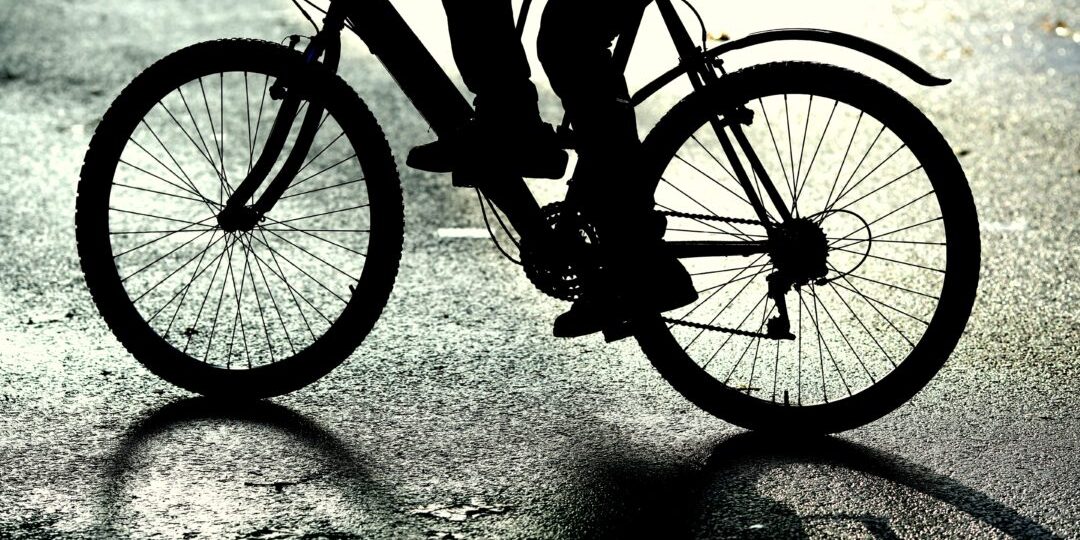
[
  {"x1": 552, "y1": 254, "x2": 698, "y2": 340},
  {"x1": 406, "y1": 120, "x2": 568, "y2": 181}
]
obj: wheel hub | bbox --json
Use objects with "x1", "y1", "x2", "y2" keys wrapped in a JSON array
[
  {"x1": 217, "y1": 205, "x2": 260, "y2": 233},
  {"x1": 769, "y1": 217, "x2": 829, "y2": 287}
]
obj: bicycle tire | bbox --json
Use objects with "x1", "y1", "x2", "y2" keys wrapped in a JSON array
[
  {"x1": 635, "y1": 62, "x2": 979, "y2": 433},
  {"x1": 77, "y1": 39, "x2": 403, "y2": 398}
]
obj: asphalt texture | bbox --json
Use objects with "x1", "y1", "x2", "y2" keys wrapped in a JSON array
[{"x1": 1, "y1": 0, "x2": 1079, "y2": 538}]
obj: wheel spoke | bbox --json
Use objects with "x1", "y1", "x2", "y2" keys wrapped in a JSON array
[
  {"x1": 247, "y1": 231, "x2": 350, "y2": 306},
  {"x1": 129, "y1": 128, "x2": 217, "y2": 215},
  {"x1": 157, "y1": 99, "x2": 228, "y2": 194},
  {"x1": 825, "y1": 281, "x2": 896, "y2": 369},
  {"x1": 121, "y1": 227, "x2": 216, "y2": 283},
  {"x1": 831, "y1": 190, "x2": 937, "y2": 244},
  {"x1": 686, "y1": 266, "x2": 769, "y2": 353},
  {"x1": 258, "y1": 215, "x2": 367, "y2": 257},
  {"x1": 256, "y1": 227, "x2": 319, "y2": 340},
  {"x1": 281, "y1": 153, "x2": 358, "y2": 195},
  {"x1": 296, "y1": 130, "x2": 346, "y2": 177},
  {"x1": 830, "y1": 216, "x2": 943, "y2": 248},
  {"x1": 113, "y1": 215, "x2": 218, "y2": 259},
  {"x1": 183, "y1": 233, "x2": 234, "y2": 354},
  {"x1": 811, "y1": 286, "x2": 876, "y2": 384},
  {"x1": 129, "y1": 231, "x2": 226, "y2": 303},
  {"x1": 274, "y1": 204, "x2": 370, "y2": 225},
  {"x1": 250, "y1": 74, "x2": 271, "y2": 175},
  {"x1": 701, "y1": 291, "x2": 769, "y2": 371},
  {"x1": 279, "y1": 176, "x2": 365, "y2": 200},
  {"x1": 238, "y1": 233, "x2": 276, "y2": 363},
  {"x1": 117, "y1": 158, "x2": 218, "y2": 208},
  {"x1": 823, "y1": 142, "x2": 906, "y2": 216},
  {"x1": 821, "y1": 111, "x2": 863, "y2": 214},
  {"x1": 830, "y1": 279, "x2": 930, "y2": 327},
  {"x1": 247, "y1": 232, "x2": 336, "y2": 327},
  {"x1": 822, "y1": 125, "x2": 885, "y2": 214},
  {"x1": 831, "y1": 245, "x2": 944, "y2": 274},
  {"x1": 755, "y1": 97, "x2": 794, "y2": 209},
  {"x1": 174, "y1": 88, "x2": 229, "y2": 197},
  {"x1": 794, "y1": 100, "x2": 838, "y2": 211}
]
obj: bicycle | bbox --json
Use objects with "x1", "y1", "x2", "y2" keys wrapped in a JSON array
[{"x1": 76, "y1": 0, "x2": 980, "y2": 433}]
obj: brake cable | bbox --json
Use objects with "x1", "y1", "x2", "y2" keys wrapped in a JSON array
[
  {"x1": 476, "y1": 188, "x2": 523, "y2": 265},
  {"x1": 680, "y1": 0, "x2": 709, "y2": 51}
]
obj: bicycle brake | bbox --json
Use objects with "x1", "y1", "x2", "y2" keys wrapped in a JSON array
[{"x1": 267, "y1": 36, "x2": 306, "y2": 101}]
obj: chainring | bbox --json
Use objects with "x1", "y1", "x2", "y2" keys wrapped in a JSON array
[
  {"x1": 521, "y1": 202, "x2": 600, "y2": 302},
  {"x1": 523, "y1": 206, "x2": 785, "y2": 339}
]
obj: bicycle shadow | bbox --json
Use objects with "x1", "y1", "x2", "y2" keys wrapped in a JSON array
[
  {"x1": 560, "y1": 432, "x2": 1059, "y2": 539},
  {"x1": 98, "y1": 397, "x2": 396, "y2": 537}
]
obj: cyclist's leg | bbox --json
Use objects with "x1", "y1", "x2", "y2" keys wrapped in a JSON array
[
  {"x1": 538, "y1": 0, "x2": 652, "y2": 230},
  {"x1": 410, "y1": 1, "x2": 567, "y2": 178},
  {"x1": 441, "y1": 0, "x2": 540, "y2": 126},
  {"x1": 539, "y1": 0, "x2": 696, "y2": 335}
]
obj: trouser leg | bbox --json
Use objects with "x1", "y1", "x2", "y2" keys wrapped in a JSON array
[
  {"x1": 440, "y1": 0, "x2": 542, "y2": 129},
  {"x1": 537, "y1": 0, "x2": 655, "y2": 239}
]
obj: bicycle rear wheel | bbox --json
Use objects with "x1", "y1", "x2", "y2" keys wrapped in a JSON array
[
  {"x1": 77, "y1": 39, "x2": 403, "y2": 398},
  {"x1": 636, "y1": 62, "x2": 979, "y2": 433}
]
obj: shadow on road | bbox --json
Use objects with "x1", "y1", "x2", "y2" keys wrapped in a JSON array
[
  {"x1": 563, "y1": 432, "x2": 1059, "y2": 539},
  {"x1": 97, "y1": 400, "x2": 1060, "y2": 538},
  {"x1": 99, "y1": 397, "x2": 395, "y2": 537},
  {"x1": 702, "y1": 433, "x2": 1059, "y2": 539}
]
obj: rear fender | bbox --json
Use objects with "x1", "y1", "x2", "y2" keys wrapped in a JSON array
[{"x1": 631, "y1": 28, "x2": 950, "y2": 106}]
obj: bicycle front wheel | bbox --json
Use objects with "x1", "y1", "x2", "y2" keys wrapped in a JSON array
[
  {"x1": 636, "y1": 62, "x2": 979, "y2": 433},
  {"x1": 77, "y1": 40, "x2": 403, "y2": 398}
]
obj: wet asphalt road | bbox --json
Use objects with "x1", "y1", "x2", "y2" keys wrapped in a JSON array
[{"x1": 1, "y1": 0, "x2": 1079, "y2": 538}]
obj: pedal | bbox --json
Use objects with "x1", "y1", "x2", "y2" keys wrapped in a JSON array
[{"x1": 451, "y1": 170, "x2": 478, "y2": 188}]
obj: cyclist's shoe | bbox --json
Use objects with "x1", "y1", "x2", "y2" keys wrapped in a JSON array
[
  {"x1": 552, "y1": 253, "x2": 698, "y2": 340},
  {"x1": 552, "y1": 295, "x2": 618, "y2": 340},
  {"x1": 406, "y1": 120, "x2": 568, "y2": 181}
]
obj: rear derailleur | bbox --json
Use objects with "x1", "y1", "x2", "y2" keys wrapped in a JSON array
[{"x1": 764, "y1": 217, "x2": 831, "y2": 340}]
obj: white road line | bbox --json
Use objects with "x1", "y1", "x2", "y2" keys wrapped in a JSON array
[
  {"x1": 981, "y1": 218, "x2": 1028, "y2": 232},
  {"x1": 436, "y1": 228, "x2": 489, "y2": 239}
]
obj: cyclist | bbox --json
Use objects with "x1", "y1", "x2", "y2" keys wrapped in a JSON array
[{"x1": 409, "y1": 0, "x2": 698, "y2": 338}]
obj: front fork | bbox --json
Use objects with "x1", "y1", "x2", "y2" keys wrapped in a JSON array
[{"x1": 217, "y1": 5, "x2": 347, "y2": 231}]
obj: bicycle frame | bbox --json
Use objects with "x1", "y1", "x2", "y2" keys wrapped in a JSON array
[{"x1": 226, "y1": 0, "x2": 947, "y2": 263}]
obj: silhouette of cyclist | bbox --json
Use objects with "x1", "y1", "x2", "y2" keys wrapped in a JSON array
[{"x1": 409, "y1": 0, "x2": 697, "y2": 337}]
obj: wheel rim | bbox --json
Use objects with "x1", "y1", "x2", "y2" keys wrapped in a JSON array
[
  {"x1": 104, "y1": 69, "x2": 374, "y2": 371},
  {"x1": 653, "y1": 88, "x2": 955, "y2": 409}
]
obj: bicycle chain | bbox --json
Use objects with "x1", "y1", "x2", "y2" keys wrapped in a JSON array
[
  {"x1": 657, "y1": 210, "x2": 775, "y2": 339},
  {"x1": 657, "y1": 210, "x2": 767, "y2": 228}
]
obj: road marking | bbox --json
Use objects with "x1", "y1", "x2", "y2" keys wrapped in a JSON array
[
  {"x1": 980, "y1": 218, "x2": 1027, "y2": 232},
  {"x1": 436, "y1": 228, "x2": 489, "y2": 239}
]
